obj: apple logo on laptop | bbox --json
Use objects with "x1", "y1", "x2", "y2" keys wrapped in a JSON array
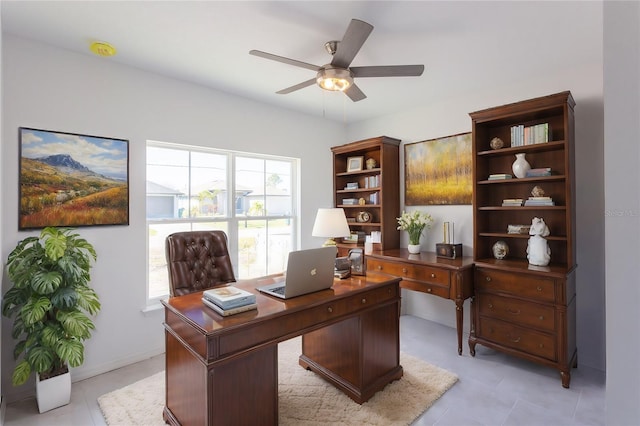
[{"x1": 310, "y1": 268, "x2": 317, "y2": 276}]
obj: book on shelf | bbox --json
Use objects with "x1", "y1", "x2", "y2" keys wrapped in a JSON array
[
  {"x1": 511, "y1": 123, "x2": 551, "y2": 147},
  {"x1": 502, "y1": 198, "x2": 523, "y2": 206},
  {"x1": 202, "y1": 297, "x2": 257, "y2": 316},
  {"x1": 365, "y1": 174, "x2": 380, "y2": 189},
  {"x1": 524, "y1": 196, "x2": 555, "y2": 206},
  {"x1": 525, "y1": 167, "x2": 552, "y2": 177},
  {"x1": 342, "y1": 198, "x2": 359, "y2": 205},
  {"x1": 488, "y1": 173, "x2": 512, "y2": 180},
  {"x1": 203, "y1": 286, "x2": 256, "y2": 310}
]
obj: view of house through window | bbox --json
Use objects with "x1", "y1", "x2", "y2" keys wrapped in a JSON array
[{"x1": 146, "y1": 142, "x2": 298, "y2": 300}]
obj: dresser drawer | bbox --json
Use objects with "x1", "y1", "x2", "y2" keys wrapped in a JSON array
[
  {"x1": 477, "y1": 317, "x2": 556, "y2": 361},
  {"x1": 475, "y1": 268, "x2": 555, "y2": 302},
  {"x1": 477, "y1": 293, "x2": 555, "y2": 332},
  {"x1": 367, "y1": 258, "x2": 450, "y2": 287}
]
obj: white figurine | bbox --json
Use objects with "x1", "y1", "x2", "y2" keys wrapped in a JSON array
[{"x1": 527, "y1": 217, "x2": 551, "y2": 266}]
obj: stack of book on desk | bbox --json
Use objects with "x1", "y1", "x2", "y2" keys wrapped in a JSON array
[{"x1": 202, "y1": 286, "x2": 257, "y2": 316}]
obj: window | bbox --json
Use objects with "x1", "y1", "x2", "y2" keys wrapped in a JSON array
[{"x1": 146, "y1": 142, "x2": 298, "y2": 301}]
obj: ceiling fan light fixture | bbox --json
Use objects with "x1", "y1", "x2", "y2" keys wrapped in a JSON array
[{"x1": 317, "y1": 67, "x2": 353, "y2": 92}]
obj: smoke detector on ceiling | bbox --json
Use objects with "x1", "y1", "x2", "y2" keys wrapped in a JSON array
[{"x1": 90, "y1": 41, "x2": 116, "y2": 57}]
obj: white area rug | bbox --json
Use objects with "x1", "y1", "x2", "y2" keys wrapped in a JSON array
[{"x1": 98, "y1": 337, "x2": 457, "y2": 425}]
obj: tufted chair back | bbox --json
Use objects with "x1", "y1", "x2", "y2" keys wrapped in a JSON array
[{"x1": 165, "y1": 230, "x2": 236, "y2": 297}]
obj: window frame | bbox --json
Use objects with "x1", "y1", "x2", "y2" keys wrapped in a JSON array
[{"x1": 146, "y1": 141, "x2": 299, "y2": 304}]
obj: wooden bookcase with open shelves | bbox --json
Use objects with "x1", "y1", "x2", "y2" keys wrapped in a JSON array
[
  {"x1": 331, "y1": 136, "x2": 400, "y2": 257},
  {"x1": 468, "y1": 91, "x2": 578, "y2": 388}
]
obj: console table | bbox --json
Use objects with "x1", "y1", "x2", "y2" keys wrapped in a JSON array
[
  {"x1": 161, "y1": 274, "x2": 402, "y2": 425},
  {"x1": 366, "y1": 249, "x2": 474, "y2": 355}
]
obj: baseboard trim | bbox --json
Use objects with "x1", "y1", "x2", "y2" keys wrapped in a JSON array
[
  {"x1": 3, "y1": 345, "x2": 165, "y2": 404},
  {"x1": 70, "y1": 345, "x2": 165, "y2": 383},
  {"x1": 1, "y1": 395, "x2": 7, "y2": 426}
]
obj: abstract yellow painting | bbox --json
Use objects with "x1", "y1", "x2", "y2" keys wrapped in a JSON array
[{"x1": 404, "y1": 132, "x2": 472, "y2": 205}]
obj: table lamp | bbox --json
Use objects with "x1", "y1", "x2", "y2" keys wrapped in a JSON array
[{"x1": 312, "y1": 208, "x2": 351, "y2": 247}]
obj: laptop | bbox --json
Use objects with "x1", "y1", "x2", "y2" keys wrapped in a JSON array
[{"x1": 257, "y1": 246, "x2": 337, "y2": 299}]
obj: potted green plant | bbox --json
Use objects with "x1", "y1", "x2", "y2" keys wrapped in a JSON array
[{"x1": 1, "y1": 227, "x2": 100, "y2": 413}]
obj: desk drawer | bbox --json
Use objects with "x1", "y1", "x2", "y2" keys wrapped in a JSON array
[
  {"x1": 367, "y1": 258, "x2": 450, "y2": 287},
  {"x1": 475, "y1": 268, "x2": 555, "y2": 303},
  {"x1": 217, "y1": 284, "x2": 399, "y2": 359},
  {"x1": 399, "y1": 279, "x2": 449, "y2": 299},
  {"x1": 477, "y1": 293, "x2": 555, "y2": 332},
  {"x1": 477, "y1": 317, "x2": 556, "y2": 361}
]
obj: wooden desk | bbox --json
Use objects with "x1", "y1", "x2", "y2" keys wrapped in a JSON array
[
  {"x1": 161, "y1": 275, "x2": 402, "y2": 425},
  {"x1": 366, "y1": 249, "x2": 474, "y2": 355}
]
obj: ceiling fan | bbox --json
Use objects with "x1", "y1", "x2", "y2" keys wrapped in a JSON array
[{"x1": 249, "y1": 19, "x2": 424, "y2": 102}]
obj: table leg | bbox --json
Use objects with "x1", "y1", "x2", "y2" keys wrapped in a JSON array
[{"x1": 455, "y1": 298, "x2": 464, "y2": 355}]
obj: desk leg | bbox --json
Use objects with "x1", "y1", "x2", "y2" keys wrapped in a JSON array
[{"x1": 455, "y1": 298, "x2": 464, "y2": 355}]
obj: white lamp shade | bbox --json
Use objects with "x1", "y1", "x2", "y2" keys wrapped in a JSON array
[{"x1": 312, "y1": 208, "x2": 351, "y2": 238}]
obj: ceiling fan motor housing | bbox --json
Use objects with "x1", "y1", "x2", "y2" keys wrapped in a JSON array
[{"x1": 317, "y1": 66, "x2": 353, "y2": 91}]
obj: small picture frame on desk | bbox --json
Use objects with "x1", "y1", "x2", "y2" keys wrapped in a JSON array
[
  {"x1": 348, "y1": 248, "x2": 365, "y2": 275},
  {"x1": 346, "y1": 156, "x2": 364, "y2": 172}
]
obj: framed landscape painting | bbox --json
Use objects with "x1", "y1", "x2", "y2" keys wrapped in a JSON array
[
  {"x1": 19, "y1": 127, "x2": 129, "y2": 229},
  {"x1": 404, "y1": 132, "x2": 472, "y2": 205}
]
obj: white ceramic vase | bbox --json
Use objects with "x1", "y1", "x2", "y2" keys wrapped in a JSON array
[
  {"x1": 512, "y1": 153, "x2": 531, "y2": 178},
  {"x1": 407, "y1": 244, "x2": 421, "y2": 254},
  {"x1": 36, "y1": 370, "x2": 71, "y2": 413}
]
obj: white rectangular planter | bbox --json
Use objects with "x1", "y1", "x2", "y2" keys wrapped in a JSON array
[{"x1": 36, "y1": 371, "x2": 71, "y2": 413}]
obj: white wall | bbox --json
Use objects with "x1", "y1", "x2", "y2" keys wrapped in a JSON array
[
  {"x1": 0, "y1": 35, "x2": 345, "y2": 402},
  {"x1": 0, "y1": 5, "x2": 4, "y2": 424},
  {"x1": 604, "y1": 1, "x2": 640, "y2": 424}
]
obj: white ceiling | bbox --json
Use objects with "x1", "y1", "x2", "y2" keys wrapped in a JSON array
[{"x1": 1, "y1": 1, "x2": 602, "y2": 123}]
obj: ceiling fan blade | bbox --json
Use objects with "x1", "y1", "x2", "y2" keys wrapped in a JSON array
[
  {"x1": 351, "y1": 65, "x2": 425, "y2": 78},
  {"x1": 344, "y1": 83, "x2": 367, "y2": 102},
  {"x1": 276, "y1": 78, "x2": 317, "y2": 94},
  {"x1": 249, "y1": 50, "x2": 320, "y2": 72},
  {"x1": 331, "y1": 19, "x2": 374, "y2": 68}
]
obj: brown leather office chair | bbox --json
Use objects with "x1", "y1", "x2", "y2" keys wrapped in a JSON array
[{"x1": 165, "y1": 230, "x2": 236, "y2": 297}]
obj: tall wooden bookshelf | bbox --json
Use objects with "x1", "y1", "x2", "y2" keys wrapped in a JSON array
[
  {"x1": 331, "y1": 136, "x2": 400, "y2": 257},
  {"x1": 468, "y1": 92, "x2": 578, "y2": 387}
]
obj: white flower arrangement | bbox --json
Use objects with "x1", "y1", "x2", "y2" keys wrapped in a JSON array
[{"x1": 396, "y1": 210, "x2": 434, "y2": 245}]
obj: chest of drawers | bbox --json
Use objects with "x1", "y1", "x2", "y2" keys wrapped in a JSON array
[{"x1": 469, "y1": 264, "x2": 577, "y2": 387}]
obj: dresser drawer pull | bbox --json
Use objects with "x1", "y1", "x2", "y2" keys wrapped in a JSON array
[
  {"x1": 539, "y1": 316, "x2": 544, "y2": 320},
  {"x1": 487, "y1": 303, "x2": 493, "y2": 309},
  {"x1": 361, "y1": 298, "x2": 367, "y2": 304},
  {"x1": 377, "y1": 265, "x2": 383, "y2": 270},
  {"x1": 537, "y1": 286, "x2": 542, "y2": 292},
  {"x1": 486, "y1": 276, "x2": 491, "y2": 282},
  {"x1": 508, "y1": 308, "x2": 521, "y2": 315},
  {"x1": 402, "y1": 268, "x2": 408, "y2": 274},
  {"x1": 430, "y1": 273, "x2": 436, "y2": 278},
  {"x1": 510, "y1": 336, "x2": 521, "y2": 343},
  {"x1": 327, "y1": 307, "x2": 333, "y2": 313},
  {"x1": 426, "y1": 288, "x2": 432, "y2": 293}
]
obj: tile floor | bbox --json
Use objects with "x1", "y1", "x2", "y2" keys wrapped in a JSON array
[{"x1": 4, "y1": 315, "x2": 605, "y2": 425}]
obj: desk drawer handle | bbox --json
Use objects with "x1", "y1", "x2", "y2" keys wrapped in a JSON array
[
  {"x1": 510, "y1": 336, "x2": 522, "y2": 343},
  {"x1": 508, "y1": 309, "x2": 521, "y2": 315},
  {"x1": 539, "y1": 316, "x2": 544, "y2": 321},
  {"x1": 327, "y1": 307, "x2": 333, "y2": 313},
  {"x1": 488, "y1": 303, "x2": 493, "y2": 309},
  {"x1": 361, "y1": 298, "x2": 367, "y2": 304},
  {"x1": 486, "y1": 276, "x2": 492, "y2": 282},
  {"x1": 431, "y1": 273, "x2": 436, "y2": 278},
  {"x1": 377, "y1": 265, "x2": 383, "y2": 270},
  {"x1": 537, "y1": 286, "x2": 542, "y2": 292},
  {"x1": 426, "y1": 288, "x2": 432, "y2": 293},
  {"x1": 402, "y1": 268, "x2": 408, "y2": 273}
]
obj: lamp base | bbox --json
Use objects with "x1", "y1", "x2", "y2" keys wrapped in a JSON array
[{"x1": 322, "y1": 238, "x2": 338, "y2": 247}]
